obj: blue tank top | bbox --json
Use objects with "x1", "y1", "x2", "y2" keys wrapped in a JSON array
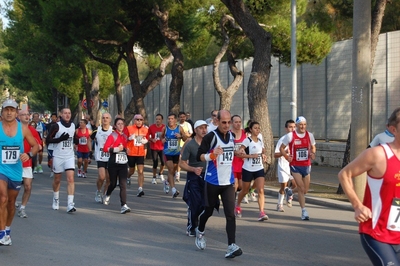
[
  {"x1": 0, "y1": 121, "x2": 23, "y2": 181},
  {"x1": 164, "y1": 125, "x2": 180, "y2": 156}
]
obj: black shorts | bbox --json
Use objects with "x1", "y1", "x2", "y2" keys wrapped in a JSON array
[
  {"x1": 165, "y1": 155, "x2": 180, "y2": 164},
  {"x1": 242, "y1": 168, "x2": 264, "y2": 182},
  {"x1": 97, "y1": 161, "x2": 108, "y2": 169},
  {"x1": 128, "y1": 156, "x2": 145, "y2": 168}
]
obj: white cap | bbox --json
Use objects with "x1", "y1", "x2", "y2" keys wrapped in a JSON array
[
  {"x1": 194, "y1": 120, "x2": 208, "y2": 129},
  {"x1": 2, "y1": 99, "x2": 18, "y2": 109},
  {"x1": 296, "y1": 116, "x2": 306, "y2": 124}
]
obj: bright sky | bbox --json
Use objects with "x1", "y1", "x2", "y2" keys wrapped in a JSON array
[{"x1": 0, "y1": 0, "x2": 9, "y2": 29}]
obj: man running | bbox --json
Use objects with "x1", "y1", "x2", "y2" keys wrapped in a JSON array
[
  {"x1": 196, "y1": 110, "x2": 243, "y2": 258},
  {"x1": 91, "y1": 113, "x2": 113, "y2": 203},
  {"x1": 46, "y1": 108, "x2": 76, "y2": 213},
  {"x1": 46, "y1": 112, "x2": 58, "y2": 178},
  {"x1": 147, "y1": 114, "x2": 166, "y2": 184},
  {"x1": 279, "y1": 116, "x2": 316, "y2": 220},
  {"x1": 0, "y1": 99, "x2": 39, "y2": 245},
  {"x1": 74, "y1": 119, "x2": 92, "y2": 178},
  {"x1": 31, "y1": 112, "x2": 46, "y2": 174},
  {"x1": 176, "y1": 111, "x2": 193, "y2": 182}
]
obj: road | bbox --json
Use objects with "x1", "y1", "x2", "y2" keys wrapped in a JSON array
[{"x1": 1, "y1": 163, "x2": 370, "y2": 266}]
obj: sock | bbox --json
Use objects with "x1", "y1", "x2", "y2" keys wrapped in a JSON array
[
  {"x1": 138, "y1": 187, "x2": 143, "y2": 192},
  {"x1": 278, "y1": 194, "x2": 284, "y2": 205},
  {"x1": 53, "y1": 191, "x2": 59, "y2": 199},
  {"x1": 302, "y1": 207, "x2": 306, "y2": 211},
  {"x1": 68, "y1": 195, "x2": 74, "y2": 205},
  {"x1": 20, "y1": 205, "x2": 26, "y2": 210},
  {"x1": 0, "y1": 230, "x2": 5, "y2": 238},
  {"x1": 172, "y1": 187, "x2": 176, "y2": 194},
  {"x1": 5, "y1": 226, "x2": 10, "y2": 236}
]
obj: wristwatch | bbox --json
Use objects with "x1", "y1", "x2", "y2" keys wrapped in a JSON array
[{"x1": 27, "y1": 152, "x2": 33, "y2": 158}]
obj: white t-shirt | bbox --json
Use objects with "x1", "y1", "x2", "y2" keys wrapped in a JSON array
[{"x1": 242, "y1": 137, "x2": 264, "y2": 172}]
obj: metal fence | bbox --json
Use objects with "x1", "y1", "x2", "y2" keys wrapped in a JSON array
[{"x1": 107, "y1": 30, "x2": 400, "y2": 141}]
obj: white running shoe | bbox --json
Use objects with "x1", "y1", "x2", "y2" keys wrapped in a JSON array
[
  {"x1": 67, "y1": 203, "x2": 76, "y2": 213},
  {"x1": 249, "y1": 191, "x2": 257, "y2": 202},
  {"x1": 175, "y1": 172, "x2": 180, "y2": 182},
  {"x1": 195, "y1": 228, "x2": 206, "y2": 250},
  {"x1": 95, "y1": 190, "x2": 102, "y2": 203},
  {"x1": 0, "y1": 234, "x2": 12, "y2": 246},
  {"x1": 103, "y1": 195, "x2": 110, "y2": 205},
  {"x1": 49, "y1": 171, "x2": 54, "y2": 178},
  {"x1": 77, "y1": 169, "x2": 82, "y2": 178},
  {"x1": 241, "y1": 194, "x2": 249, "y2": 204},
  {"x1": 276, "y1": 204, "x2": 284, "y2": 212},
  {"x1": 301, "y1": 209, "x2": 310, "y2": 220},
  {"x1": 164, "y1": 181, "x2": 170, "y2": 194},
  {"x1": 18, "y1": 208, "x2": 28, "y2": 218},
  {"x1": 121, "y1": 204, "x2": 131, "y2": 214},
  {"x1": 159, "y1": 174, "x2": 165, "y2": 182},
  {"x1": 152, "y1": 178, "x2": 157, "y2": 184},
  {"x1": 52, "y1": 198, "x2": 59, "y2": 210},
  {"x1": 287, "y1": 196, "x2": 293, "y2": 208},
  {"x1": 225, "y1": 243, "x2": 242, "y2": 258}
]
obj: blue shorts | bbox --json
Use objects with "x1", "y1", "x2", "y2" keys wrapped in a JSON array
[
  {"x1": 0, "y1": 174, "x2": 22, "y2": 191},
  {"x1": 290, "y1": 165, "x2": 311, "y2": 178},
  {"x1": 76, "y1": 151, "x2": 90, "y2": 159},
  {"x1": 242, "y1": 168, "x2": 265, "y2": 183}
]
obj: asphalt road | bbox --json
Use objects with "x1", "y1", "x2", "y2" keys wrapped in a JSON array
[{"x1": 1, "y1": 163, "x2": 370, "y2": 266}]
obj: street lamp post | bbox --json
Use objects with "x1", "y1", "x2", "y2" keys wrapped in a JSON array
[{"x1": 290, "y1": 0, "x2": 297, "y2": 120}]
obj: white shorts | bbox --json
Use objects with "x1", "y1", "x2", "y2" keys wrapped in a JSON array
[
  {"x1": 23, "y1": 167, "x2": 33, "y2": 179},
  {"x1": 53, "y1": 157, "x2": 75, "y2": 174},
  {"x1": 277, "y1": 167, "x2": 293, "y2": 183}
]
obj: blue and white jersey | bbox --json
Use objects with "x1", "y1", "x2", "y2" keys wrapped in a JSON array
[
  {"x1": 205, "y1": 131, "x2": 235, "y2": 186},
  {"x1": 35, "y1": 121, "x2": 46, "y2": 139},
  {"x1": 0, "y1": 121, "x2": 23, "y2": 181},
  {"x1": 164, "y1": 125, "x2": 180, "y2": 156}
]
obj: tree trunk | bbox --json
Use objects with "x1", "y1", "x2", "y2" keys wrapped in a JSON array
[
  {"x1": 371, "y1": 0, "x2": 389, "y2": 72},
  {"x1": 153, "y1": 6, "x2": 184, "y2": 115},
  {"x1": 221, "y1": 0, "x2": 274, "y2": 179},
  {"x1": 91, "y1": 69, "x2": 100, "y2": 126},
  {"x1": 213, "y1": 15, "x2": 243, "y2": 110},
  {"x1": 80, "y1": 63, "x2": 92, "y2": 116}
]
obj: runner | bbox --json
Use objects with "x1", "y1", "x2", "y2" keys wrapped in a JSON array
[
  {"x1": 338, "y1": 107, "x2": 400, "y2": 265},
  {"x1": 179, "y1": 120, "x2": 207, "y2": 237},
  {"x1": 102, "y1": 117, "x2": 131, "y2": 214},
  {"x1": 0, "y1": 99, "x2": 39, "y2": 245},
  {"x1": 91, "y1": 113, "x2": 113, "y2": 203},
  {"x1": 279, "y1": 116, "x2": 316, "y2": 220},
  {"x1": 230, "y1": 115, "x2": 246, "y2": 202},
  {"x1": 147, "y1": 114, "x2": 166, "y2": 184},
  {"x1": 46, "y1": 108, "x2": 77, "y2": 213},
  {"x1": 196, "y1": 110, "x2": 243, "y2": 258},
  {"x1": 31, "y1": 112, "x2": 46, "y2": 174},
  {"x1": 235, "y1": 121, "x2": 268, "y2": 221},
  {"x1": 176, "y1": 111, "x2": 193, "y2": 182},
  {"x1": 160, "y1": 113, "x2": 187, "y2": 198},
  {"x1": 126, "y1": 114, "x2": 148, "y2": 197},
  {"x1": 74, "y1": 119, "x2": 92, "y2": 178},
  {"x1": 46, "y1": 112, "x2": 58, "y2": 178}
]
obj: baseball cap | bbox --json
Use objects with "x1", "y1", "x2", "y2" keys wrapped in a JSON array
[
  {"x1": 296, "y1": 116, "x2": 307, "y2": 124},
  {"x1": 2, "y1": 99, "x2": 18, "y2": 109},
  {"x1": 194, "y1": 120, "x2": 208, "y2": 129}
]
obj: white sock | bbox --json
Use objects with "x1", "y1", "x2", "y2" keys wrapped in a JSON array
[
  {"x1": 278, "y1": 194, "x2": 284, "y2": 205},
  {"x1": 138, "y1": 187, "x2": 143, "y2": 191},
  {"x1": 20, "y1": 205, "x2": 25, "y2": 210},
  {"x1": 172, "y1": 187, "x2": 176, "y2": 194},
  {"x1": 53, "y1": 191, "x2": 59, "y2": 199},
  {"x1": 68, "y1": 195, "x2": 74, "y2": 205}
]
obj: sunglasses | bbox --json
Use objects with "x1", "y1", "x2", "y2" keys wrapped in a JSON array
[
  {"x1": 135, "y1": 119, "x2": 143, "y2": 121},
  {"x1": 221, "y1": 121, "x2": 232, "y2": 124}
]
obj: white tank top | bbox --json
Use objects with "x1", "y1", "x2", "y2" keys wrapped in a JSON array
[
  {"x1": 53, "y1": 122, "x2": 76, "y2": 158},
  {"x1": 94, "y1": 126, "x2": 113, "y2": 162}
]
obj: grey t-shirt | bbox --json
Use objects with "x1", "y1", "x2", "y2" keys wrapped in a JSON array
[{"x1": 181, "y1": 138, "x2": 206, "y2": 169}]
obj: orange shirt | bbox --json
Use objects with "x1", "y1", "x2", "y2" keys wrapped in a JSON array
[{"x1": 126, "y1": 125, "x2": 148, "y2": 156}]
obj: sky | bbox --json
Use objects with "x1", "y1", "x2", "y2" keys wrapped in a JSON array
[{"x1": 0, "y1": 0, "x2": 9, "y2": 29}]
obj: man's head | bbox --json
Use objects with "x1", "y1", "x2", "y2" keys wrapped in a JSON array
[
  {"x1": 101, "y1": 113, "x2": 112, "y2": 127},
  {"x1": 51, "y1": 112, "x2": 57, "y2": 122},
  {"x1": 285, "y1": 119, "x2": 296, "y2": 133},
  {"x1": 155, "y1": 113, "x2": 163, "y2": 126},
  {"x1": 387, "y1": 107, "x2": 400, "y2": 134},
  {"x1": 32, "y1": 112, "x2": 40, "y2": 122},
  {"x1": 18, "y1": 110, "x2": 30, "y2": 124},
  {"x1": 217, "y1": 110, "x2": 232, "y2": 134},
  {"x1": 295, "y1": 116, "x2": 307, "y2": 133},
  {"x1": 1, "y1": 99, "x2": 19, "y2": 122},
  {"x1": 178, "y1": 111, "x2": 186, "y2": 124},
  {"x1": 231, "y1": 115, "x2": 242, "y2": 130},
  {"x1": 133, "y1": 114, "x2": 144, "y2": 127},
  {"x1": 79, "y1": 119, "x2": 88, "y2": 128},
  {"x1": 186, "y1": 112, "x2": 191, "y2": 120},
  {"x1": 211, "y1": 110, "x2": 218, "y2": 124},
  {"x1": 60, "y1": 108, "x2": 71, "y2": 122},
  {"x1": 167, "y1": 113, "x2": 177, "y2": 127},
  {"x1": 194, "y1": 120, "x2": 208, "y2": 138}
]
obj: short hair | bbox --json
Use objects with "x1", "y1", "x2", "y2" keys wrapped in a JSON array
[
  {"x1": 155, "y1": 113, "x2": 163, "y2": 119},
  {"x1": 51, "y1": 112, "x2": 57, "y2": 117},
  {"x1": 114, "y1": 117, "x2": 125, "y2": 126},
  {"x1": 285, "y1": 119, "x2": 295, "y2": 128},
  {"x1": 387, "y1": 107, "x2": 400, "y2": 127},
  {"x1": 80, "y1": 119, "x2": 88, "y2": 125},
  {"x1": 178, "y1": 111, "x2": 186, "y2": 116},
  {"x1": 168, "y1": 113, "x2": 177, "y2": 119},
  {"x1": 231, "y1": 114, "x2": 241, "y2": 121}
]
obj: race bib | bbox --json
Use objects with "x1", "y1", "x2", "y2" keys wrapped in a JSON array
[
  {"x1": 1, "y1": 146, "x2": 20, "y2": 164},
  {"x1": 234, "y1": 143, "x2": 242, "y2": 151},
  {"x1": 218, "y1": 147, "x2": 234, "y2": 165},
  {"x1": 62, "y1": 137, "x2": 73, "y2": 150},
  {"x1": 296, "y1": 148, "x2": 308, "y2": 161},
  {"x1": 79, "y1": 137, "x2": 87, "y2": 145},
  {"x1": 387, "y1": 198, "x2": 400, "y2": 232},
  {"x1": 168, "y1": 139, "x2": 178, "y2": 149},
  {"x1": 97, "y1": 148, "x2": 110, "y2": 161},
  {"x1": 251, "y1": 154, "x2": 262, "y2": 167},
  {"x1": 134, "y1": 135, "x2": 143, "y2": 146},
  {"x1": 155, "y1": 132, "x2": 161, "y2": 140},
  {"x1": 115, "y1": 152, "x2": 128, "y2": 164}
]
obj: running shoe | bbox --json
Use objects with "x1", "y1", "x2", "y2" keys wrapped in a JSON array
[
  {"x1": 301, "y1": 209, "x2": 310, "y2": 220},
  {"x1": 249, "y1": 191, "x2": 257, "y2": 202},
  {"x1": 103, "y1": 195, "x2": 110, "y2": 205},
  {"x1": 285, "y1": 187, "x2": 293, "y2": 205},
  {"x1": 175, "y1": 172, "x2": 180, "y2": 182},
  {"x1": 95, "y1": 190, "x2": 102, "y2": 203},
  {"x1": 67, "y1": 203, "x2": 76, "y2": 213},
  {"x1": 33, "y1": 167, "x2": 38, "y2": 174},
  {"x1": 50, "y1": 171, "x2": 54, "y2": 178},
  {"x1": 235, "y1": 206, "x2": 242, "y2": 218},
  {"x1": 241, "y1": 194, "x2": 249, "y2": 204},
  {"x1": 120, "y1": 204, "x2": 131, "y2": 214},
  {"x1": 195, "y1": 228, "x2": 206, "y2": 250},
  {"x1": 172, "y1": 190, "x2": 180, "y2": 198},
  {"x1": 0, "y1": 234, "x2": 12, "y2": 246},
  {"x1": 137, "y1": 188, "x2": 145, "y2": 197},
  {"x1": 159, "y1": 174, "x2": 165, "y2": 182},
  {"x1": 52, "y1": 198, "x2": 59, "y2": 210},
  {"x1": 18, "y1": 208, "x2": 27, "y2": 218},
  {"x1": 164, "y1": 181, "x2": 170, "y2": 194},
  {"x1": 287, "y1": 196, "x2": 293, "y2": 208},
  {"x1": 77, "y1": 169, "x2": 82, "y2": 178},
  {"x1": 258, "y1": 211, "x2": 269, "y2": 221},
  {"x1": 187, "y1": 229, "x2": 196, "y2": 237},
  {"x1": 152, "y1": 177, "x2": 157, "y2": 184},
  {"x1": 37, "y1": 165, "x2": 43, "y2": 173},
  {"x1": 276, "y1": 204, "x2": 284, "y2": 212},
  {"x1": 127, "y1": 178, "x2": 131, "y2": 187},
  {"x1": 82, "y1": 172, "x2": 86, "y2": 178},
  {"x1": 225, "y1": 243, "x2": 242, "y2": 258}
]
